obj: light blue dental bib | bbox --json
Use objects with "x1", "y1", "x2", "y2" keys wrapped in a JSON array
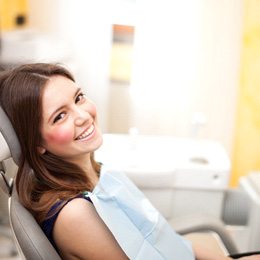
[{"x1": 86, "y1": 167, "x2": 195, "y2": 260}]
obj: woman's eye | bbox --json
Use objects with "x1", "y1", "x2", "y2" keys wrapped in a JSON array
[
  {"x1": 53, "y1": 112, "x2": 65, "y2": 123},
  {"x1": 75, "y1": 93, "x2": 86, "y2": 103}
]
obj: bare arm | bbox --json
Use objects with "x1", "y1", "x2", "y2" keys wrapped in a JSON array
[
  {"x1": 53, "y1": 198, "x2": 129, "y2": 260},
  {"x1": 193, "y1": 243, "x2": 232, "y2": 260},
  {"x1": 193, "y1": 243, "x2": 260, "y2": 260}
]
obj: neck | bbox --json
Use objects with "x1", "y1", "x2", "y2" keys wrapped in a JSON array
[
  {"x1": 67, "y1": 153, "x2": 99, "y2": 187},
  {"x1": 82, "y1": 159, "x2": 99, "y2": 187}
]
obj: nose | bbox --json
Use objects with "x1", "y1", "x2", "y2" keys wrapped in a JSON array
[{"x1": 73, "y1": 106, "x2": 90, "y2": 126}]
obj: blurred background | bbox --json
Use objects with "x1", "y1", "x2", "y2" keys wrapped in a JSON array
[
  {"x1": 0, "y1": 0, "x2": 259, "y2": 187},
  {"x1": 1, "y1": 0, "x2": 260, "y2": 258}
]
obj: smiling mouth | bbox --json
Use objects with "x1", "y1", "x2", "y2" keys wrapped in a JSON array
[{"x1": 75, "y1": 124, "x2": 95, "y2": 140}]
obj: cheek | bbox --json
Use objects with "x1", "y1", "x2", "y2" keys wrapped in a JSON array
[{"x1": 45, "y1": 128, "x2": 74, "y2": 145}]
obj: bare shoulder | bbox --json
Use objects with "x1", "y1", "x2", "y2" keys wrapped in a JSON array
[
  {"x1": 55, "y1": 197, "x2": 97, "y2": 224},
  {"x1": 53, "y1": 198, "x2": 128, "y2": 260}
]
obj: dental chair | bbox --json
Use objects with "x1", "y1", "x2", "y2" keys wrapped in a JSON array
[{"x1": 0, "y1": 105, "x2": 239, "y2": 259}]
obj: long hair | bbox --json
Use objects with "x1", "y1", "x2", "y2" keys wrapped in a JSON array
[{"x1": 0, "y1": 63, "x2": 100, "y2": 223}]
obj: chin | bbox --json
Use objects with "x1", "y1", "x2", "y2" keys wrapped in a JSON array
[{"x1": 91, "y1": 134, "x2": 103, "y2": 152}]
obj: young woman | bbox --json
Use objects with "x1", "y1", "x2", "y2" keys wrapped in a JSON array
[{"x1": 0, "y1": 63, "x2": 259, "y2": 260}]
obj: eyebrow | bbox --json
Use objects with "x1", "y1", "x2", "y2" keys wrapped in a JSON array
[{"x1": 47, "y1": 87, "x2": 81, "y2": 123}]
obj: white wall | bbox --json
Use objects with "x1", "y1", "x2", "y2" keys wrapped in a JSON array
[
  {"x1": 27, "y1": 0, "x2": 243, "y2": 155},
  {"x1": 118, "y1": 0, "x2": 243, "y2": 156}
]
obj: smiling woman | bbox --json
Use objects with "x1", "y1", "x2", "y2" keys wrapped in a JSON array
[{"x1": 1, "y1": 63, "x2": 258, "y2": 260}]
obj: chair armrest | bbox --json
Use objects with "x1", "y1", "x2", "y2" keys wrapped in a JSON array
[{"x1": 169, "y1": 214, "x2": 239, "y2": 255}]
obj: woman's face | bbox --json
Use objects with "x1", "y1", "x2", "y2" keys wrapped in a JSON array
[{"x1": 39, "y1": 75, "x2": 103, "y2": 164}]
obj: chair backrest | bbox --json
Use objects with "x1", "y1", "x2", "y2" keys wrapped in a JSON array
[{"x1": 0, "y1": 106, "x2": 61, "y2": 260}]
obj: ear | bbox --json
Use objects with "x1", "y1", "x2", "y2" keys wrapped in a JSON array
[{"x1": 37, "y1": 146, "x2": 46, "y2": 154}]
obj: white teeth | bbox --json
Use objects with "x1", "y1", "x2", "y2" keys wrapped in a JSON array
[{"x1": 77, "y1": 125, "x2": 94, "y2": 140}]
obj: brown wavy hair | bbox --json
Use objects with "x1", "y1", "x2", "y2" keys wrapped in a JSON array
[{"x1": 0, "y1": 63, "x2": 100, "y2": 223}]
